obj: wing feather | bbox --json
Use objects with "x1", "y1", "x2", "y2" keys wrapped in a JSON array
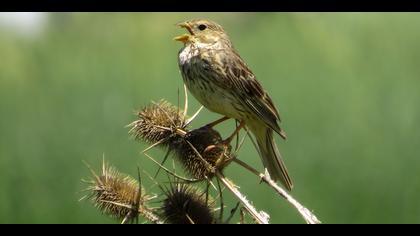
[{"x1": 201, "y1": 47, "x2": 286, "y2": 138}]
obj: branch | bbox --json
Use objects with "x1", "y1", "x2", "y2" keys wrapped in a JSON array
[
  {"x1": 140, "y1": 206, "x2": 164, "y2": 224},
  {"x1": 216, "y1": 171, "x2": 269, "y2": 224},
  {"x1": 233, "y1": 158, "x2": 321, "y2": 224}
]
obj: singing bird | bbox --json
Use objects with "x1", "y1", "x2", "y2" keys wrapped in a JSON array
[{"x1": 174, "y1": 19, "x2": 293, "y2": 190}]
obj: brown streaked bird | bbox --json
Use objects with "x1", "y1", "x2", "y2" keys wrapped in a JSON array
[{"x1": 174, "y1": 19, "x2": 293, "y2": 190}]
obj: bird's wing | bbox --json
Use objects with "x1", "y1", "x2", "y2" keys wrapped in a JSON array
[
  {"x1": 211, "y1": 49, "x2": 286, "y2": 138},
  {"x1": 240, "y1": 74, "x2": 286, "y2": 138}
]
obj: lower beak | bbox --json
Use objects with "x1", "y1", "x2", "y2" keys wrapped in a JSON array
[{"x1": 173, "y1": 34, "x2": 191, "y2": 43}]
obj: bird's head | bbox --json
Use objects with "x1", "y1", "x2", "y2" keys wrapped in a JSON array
[{"x1": 173, "y1": 19, "x2": 230, "y2": 47}]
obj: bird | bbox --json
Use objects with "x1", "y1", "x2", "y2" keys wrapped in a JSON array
[{"x1": 173, "y1": 19, "x2": 293, "y2": 191}]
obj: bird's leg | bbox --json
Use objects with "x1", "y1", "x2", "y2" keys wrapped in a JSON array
[
  {"x1": 203, "y1": 116, "x2": 230, "y2": 129},
  {"x1": 204, "y1": 120, "x2": 246, "y2": 153},
  {"x1": 191, "y1": 116, "x2": 230, "y2": 156},
  {"x1": 223, "y1": 120, "x2": 246, "y2": 144}
]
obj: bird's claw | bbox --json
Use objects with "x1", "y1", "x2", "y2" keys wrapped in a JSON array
[{"x1": 203, "y1": 144, "x2": 217, "y2": 153}]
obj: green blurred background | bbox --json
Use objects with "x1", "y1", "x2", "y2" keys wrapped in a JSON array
[{"x1": 0, "y1": 12, "x2": 419, "y2": 224}]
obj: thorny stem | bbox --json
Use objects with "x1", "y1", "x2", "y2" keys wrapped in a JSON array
[
  {"x1": 233, "y1": 158, "x2": 321, "y2": 224},
  {"x1": 138, "y1": 114, "x2": 302, "y2": 224},
  {"x1": 140, "y1": 206, "x2": 164, "y2": 224},
  {"x1": 144, "y1": 152, "x2": 201, "y2": 183},
  {"x1": 216, "y1": 177, "x2": 224, "y2": 222},
  {"x1": 216, "y1": 171, "x2": 269, "y2": 224},
  {"x1": 145, "y1": 140, "x2": 270, "y2": 224}
]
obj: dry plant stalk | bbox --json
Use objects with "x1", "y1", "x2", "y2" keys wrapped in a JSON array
[
  {"x1": 234, "y1": 158, "x2": 321, "y2": 224},
  {"x1": 83, "y1": 86, "x2": 321, "y2": 224},
  {"x1": 125, "y1": 88, "x2": 321, "y2": 224}
]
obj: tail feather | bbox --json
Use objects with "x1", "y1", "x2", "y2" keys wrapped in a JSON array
[{"x1": 253, "y1": 126, "x2": 293, "y2": 191}]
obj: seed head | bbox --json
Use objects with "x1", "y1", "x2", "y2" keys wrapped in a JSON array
[
  {"x1": 129, "y1": 100, "x2": 186, "y2": 146},
  {"x1": 173, "y1": 126, "x2": 233, "y2": 179},
  {"x1": 161, "y1": 182, "x2": 215, "y2": 224},
  {"x1": 83, "y1": 161, "x2": 148, "y2": 223}
]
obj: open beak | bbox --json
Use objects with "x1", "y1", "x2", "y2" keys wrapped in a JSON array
[
  {"x1": 176, "y1": 22, "x2": 194, "y2": 34},
  {"x1": 173, "y1": 22, "x2": 193, "y2": 43},
  {"x1": 173, "y1": 34, "x2": 191, "y2": 43}
]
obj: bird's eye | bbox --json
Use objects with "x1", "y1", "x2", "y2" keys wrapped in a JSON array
[{"x1": 198, "y1": 24, "x2": 207, "y2": 31}]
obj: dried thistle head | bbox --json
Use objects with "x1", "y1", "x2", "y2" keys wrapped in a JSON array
[
  {"x1": 174, "y1": 126, "x2": 234, "y2": 180},
  {"x1": 128, "y1": 100, "x2": 187, "y2": 146},
  {"x1": 160, "y1": 182, "x2": 215, "y2": 224},
  {"x1": 129, "y1": 100, "x2": 234, "y2": 180},
  {"x1": 83, "y1": 161, "x2": 150, "y2": 223}
]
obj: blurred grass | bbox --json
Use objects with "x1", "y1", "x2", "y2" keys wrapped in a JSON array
[{"x1": 0, "y1": 12, "x2": 419, "y2": 223}]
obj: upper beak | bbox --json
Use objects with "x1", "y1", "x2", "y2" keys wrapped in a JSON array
[
  {"x1": 173, "y1": 22, "x2": 193, "y2": 43},
  {"x1": 176, "y1": 22, "x2": 194, "y2": 35}
]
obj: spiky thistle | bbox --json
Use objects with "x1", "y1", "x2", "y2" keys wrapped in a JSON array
[
  {"x1": 129, "y1": 100, "x2": 234, "y2": 180},
  {"x1": 173, "y1": 126, "x2": 234, "y2": 179},
  {"x1": 128, "y1": 100, "x2": 186, "y2": 147},
  {"x1": 82, "y1": 160, "x2": 160, "y2": 224},
  {"x1": 160, "y1": 182, "x2": 216, "y2": 224}
]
